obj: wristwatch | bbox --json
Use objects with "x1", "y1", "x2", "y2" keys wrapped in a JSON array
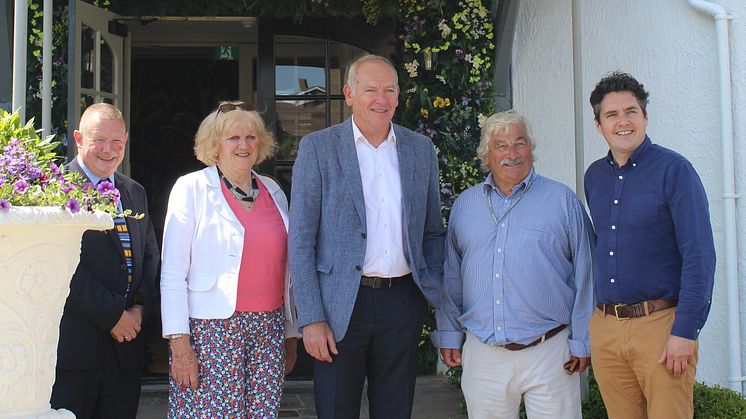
[{"x1": 165, "y1": 333, "x2": 187, "y2": 340}]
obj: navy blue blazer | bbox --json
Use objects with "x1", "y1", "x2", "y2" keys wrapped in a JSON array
[{"x1": 56, "y1": 159, "x2": 159, "y2": 371}]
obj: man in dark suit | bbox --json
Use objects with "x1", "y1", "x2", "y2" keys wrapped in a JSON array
[
  {"x1": 289, "y1": 55, "x2": 445, "y2": 419},
  {"x1": 50, "y1": 103, "x2": 159, "y2": 419}
]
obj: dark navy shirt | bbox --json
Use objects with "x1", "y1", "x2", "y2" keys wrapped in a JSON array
[{"x1": 584, "y1": 136, "x2": 715, "y2": 340}]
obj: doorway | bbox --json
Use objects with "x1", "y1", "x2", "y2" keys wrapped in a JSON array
[{"x1": 70, "y1": 2, "x2": 397, "y2": 381}]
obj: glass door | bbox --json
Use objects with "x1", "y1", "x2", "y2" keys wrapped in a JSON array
[
  {"x1": 256, "y1": 17, "x2": 393, "y2": 195},
  {"x1": 270, "y1": 36, "x2": 365, "y2": 194},
  {"x1": 256, "y1": 17, "x2": 397, "y2": 377},
  {"x1": 68, "y1": 0, "x2": 129, "y2": 171}
]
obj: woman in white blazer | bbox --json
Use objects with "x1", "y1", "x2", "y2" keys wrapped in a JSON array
[{"x1": 160, "y1": 102, "x2": 299, "y2": 418}]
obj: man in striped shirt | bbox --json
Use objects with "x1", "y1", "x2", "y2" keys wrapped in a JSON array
[{"x1": 432, "y1": 110, "x2": 594, "y2": 419}]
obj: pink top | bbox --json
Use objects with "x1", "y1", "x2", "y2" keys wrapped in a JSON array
[{"x1": 221, "y1": 177, "x2": 287, "y2": 312}]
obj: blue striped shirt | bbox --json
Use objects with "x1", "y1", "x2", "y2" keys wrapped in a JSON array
[{"x1": 432, "y1": 170, "x2": 594, "y2": 357}]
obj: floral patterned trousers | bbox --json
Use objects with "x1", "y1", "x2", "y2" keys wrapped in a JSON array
[{"x1": 168, "y1": 309, "x2": 286, "y2": 418}]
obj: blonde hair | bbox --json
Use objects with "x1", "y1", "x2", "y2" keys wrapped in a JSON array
[
  {"x1": 193, "y1": 104, "x2": 276, "y2": 166},
  {"x1": 476, "y1": 109, "x2": 535, "y2": 171}
]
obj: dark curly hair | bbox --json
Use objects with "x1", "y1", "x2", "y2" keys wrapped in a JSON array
[{"x1": 590, "y1": 71, "x2": 649, "y2": 123}]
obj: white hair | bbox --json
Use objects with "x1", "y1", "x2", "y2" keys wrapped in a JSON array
[
  {"x1": 345, "y1": 54, "x2": 398, "y2": 93},
  {"x1": 476, "y1": 109, "x2": 536, "y2": 171}
]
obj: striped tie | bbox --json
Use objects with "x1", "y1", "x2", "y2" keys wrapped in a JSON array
[{"x1": 100, "y1": 177, "x2": 134, "y2": 298}]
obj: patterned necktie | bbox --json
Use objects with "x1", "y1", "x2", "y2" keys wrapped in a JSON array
[{"x1": 99, "y1": 177, "x2": 133, "y2": 298}]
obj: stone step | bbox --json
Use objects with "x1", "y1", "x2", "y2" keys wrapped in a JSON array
[{"x1": 136, "y1": 375, "x2": 466, "y2": 419}]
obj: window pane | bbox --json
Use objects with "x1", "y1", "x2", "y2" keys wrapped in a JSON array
[
  {"x1": 80, "y1": 94, "x2": 95, "y2": 116},
  {"x1": 80, "y1": 25, "x2": 95, "y2": 89},
  {"x1": 330, "y1": 99, "x2": 351, "y2": 125},
  {"x1": 276, "y1": 99, "x2": 325, "y2": 160},
  {"x1": 100, "y1": 38, "x2": 114, "y2": 94},
  {"x1": 329, "y1": 41, "x2": 368, "y2": 95},
  {"x1": 275, "y1": 35, "x2": 325, "y2": 96}
]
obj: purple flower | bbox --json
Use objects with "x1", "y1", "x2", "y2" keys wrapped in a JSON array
[
  {"x1": 49, "y1": 162, "x2": 61, "y2": 175},
  {"x1": 13, "y1": 179, "x2": 29, "y2": 194},
  {"x1": 62, "y1": 183, "x2": 75, "y2": 194},
  {"x1": 110, "y1": 189, "x2": 121, "y2": 204},
  {"x1": 455, "y1": 49, "x2": 465, "y2": 60},
  {"x1": 97, "y1": 180, "x2": 115, "y2": 195},
  {"x1": 83, "y1": 182, "x2": 94, "y2": 193},
  {"x1": 0, "y1": 199, "x2": 10, "y2": 211},
  {"x1": 65, "y1": 197, "x2": 80, "y2": 214}
]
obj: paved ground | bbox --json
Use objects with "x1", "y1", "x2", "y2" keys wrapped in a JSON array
[{"x1": 136, "y1": 375, "x2": 466, "y2": 418}]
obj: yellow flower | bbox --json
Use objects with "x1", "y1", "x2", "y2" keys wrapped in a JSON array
[
  {"x1": 421, "y1": 108, "x2": 429, "y2": 119},
  {"x1": 433, "y1": 97, "x2": 452, "y2": 108}
]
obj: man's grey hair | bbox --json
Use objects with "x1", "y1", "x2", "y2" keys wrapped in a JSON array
[
  {"x1": 476, "y1": 109, "x2": 535, "y2": 171},
  {"x1": 345, "y1": 54, "x2": 398, "y2": 93}
]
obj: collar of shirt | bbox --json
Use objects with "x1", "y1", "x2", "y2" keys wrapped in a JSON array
[
  {"x1": 605, "y1": 135, "x2": 652, "y2": 169},
  {"x1": 351, "y1": 115, "x2": 396, "y2": 148},
  {"x1": 76, "y1": 155, "x2": 116, "y2": 188},
  {"x1": 481, "y1": 168, "x2": 536, "y2": 199}
]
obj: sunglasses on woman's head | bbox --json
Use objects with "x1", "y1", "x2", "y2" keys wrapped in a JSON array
[{"x1": 216, "y1": 102, "x2": 256, "y2": 118}]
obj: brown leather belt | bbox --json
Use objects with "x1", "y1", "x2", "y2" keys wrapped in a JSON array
[
  {"x1": 360, "y1": 273, "x2": 412, "y2": 289},
  {"x1": 502, "y1": 324, "x2": 567, "y2": 351},
  {"x1": 597, "y1": 299, "x2": 677, "y2": 320}
]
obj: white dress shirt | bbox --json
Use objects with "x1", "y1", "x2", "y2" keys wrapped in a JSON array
[{"x1": 351, "y1": 116, "x2": 411, "y2": 278}]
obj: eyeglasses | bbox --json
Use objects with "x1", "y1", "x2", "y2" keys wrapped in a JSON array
[{"x1": 216, "y1": 102, "x2": 256, "y2": 118}]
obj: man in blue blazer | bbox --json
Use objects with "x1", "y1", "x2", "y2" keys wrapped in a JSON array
[
  {"x1": 289, "y1": 54, "x2": 445, "y2": 419},
  {"x1": 51, "y1": 103, "x2": 159, "y2": 419}
]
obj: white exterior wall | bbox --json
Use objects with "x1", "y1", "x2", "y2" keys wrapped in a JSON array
[{"x1": 512, "y1": 0, "x2": 745, "y2": 389}]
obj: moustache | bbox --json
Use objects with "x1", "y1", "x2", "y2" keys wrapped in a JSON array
[{"x1": 500, "y1": 157, "x2": 526, "y2": 166}]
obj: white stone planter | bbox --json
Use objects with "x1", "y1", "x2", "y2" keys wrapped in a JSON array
[{"x1": 0, "y1": 207, "x2": 113, "y2": 419}]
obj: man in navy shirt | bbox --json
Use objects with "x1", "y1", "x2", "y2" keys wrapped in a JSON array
[{"x1": 584, "y1": 72, "x2": 716, "y2": 419}]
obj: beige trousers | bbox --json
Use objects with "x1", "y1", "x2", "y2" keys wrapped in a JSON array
[
  {"x1": 590, "y1": 307, "x2": 697, "y2": 419},
  {"x1": 460, "y1": 329, "x2": 582, "y2": 419}
]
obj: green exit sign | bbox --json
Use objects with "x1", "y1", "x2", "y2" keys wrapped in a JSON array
[{"x1": 215, "y1": 46, "x2": 238, "y2": 60}]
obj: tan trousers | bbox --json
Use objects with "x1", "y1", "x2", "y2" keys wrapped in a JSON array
[{"x1": 589, "y1": 307, "x2": 697, "y2": 419}]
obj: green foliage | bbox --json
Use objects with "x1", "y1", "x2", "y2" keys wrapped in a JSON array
[
  {"x1": 395, "y1": 0, "x2": 495, "y2": 219},
  {"x1": 582, "y1": 369, "x2": 609, "y2": 419},
  {"x1": 106, "y1": 0, "x2": 399, "y2": 24},
  {"x1": 0, "y1": 110, "x2": 59, "y2": 165},
  {"x1": 416, "y1": 307, "x2": 438, "y2": 374},
  {"x1": 694, "y1": 382, "x2": 746, "y2": 418},
  {"x1": 445, "y1": 366, "x2": 746, "y2": 418},
  {"x1": 395, "y1": 0, "x2": 496, "y2": 375},
  {"x1": 25, "y1": 0, "x2": 70, "y2": 153},
  {"x1": 0, "y1": 109, "x2": 123, "y2": 216}
]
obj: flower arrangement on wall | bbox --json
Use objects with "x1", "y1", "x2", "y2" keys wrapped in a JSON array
[
  {"x1": 396, "y1": 0, "x2": 496, "y2": 214},
  {"x1": 395, "y1": 0, "x2": 496, "y2": 374}
]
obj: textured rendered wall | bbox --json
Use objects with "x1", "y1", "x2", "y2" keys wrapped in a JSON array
[{"x1": 513, "y1": 0, "x2": 745, "y2": 388}]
